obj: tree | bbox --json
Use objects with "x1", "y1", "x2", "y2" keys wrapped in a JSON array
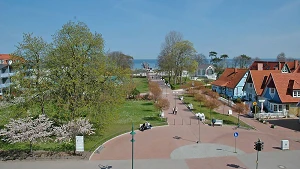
[
  {"x1": 11, "y1": 33, "x2": 51, "y2": 115},
  {"x1": 233, "y1": 54, "x2": 252, "y2": 68},
  {"x1": 149, "y1": 82, "x2": 162, "y2": 101},
  {"x1": 232, "y1": 103, "x2": 249, "y2": 127},
  {"x1": 107, "y1": 51, "x2": 133, "y2": 70},
  {"x1": 154, "y1": 98, "x2": 170, "y2": 111},
  {"x1": 276, "y1": 52, "x2": 286, "y2": 62},
  {"x1": 0, "y1": 114, "x2": 53, "y2": 153},
  {"x1": 193, "y1": 53, "x2": 207, "y2": 65},
  {"x1": 204, "y1": 98, "x2": 221, "y2": 120},
  {"x1": 171, "y1": 40, "x2": 196, "y2": 84},
  {"x1": 186, "y1": 60, "x2": 198, "y2": 81},
  {"x1": 46, "y1": 21, "x2": 128, "y2": 124},
  {"x1": 53, "y1": 118, "x2": 95, "y2": 154},
  {"x1": 209, "y1": 51, "x2": 217, "y2": 63},
  {"x1": 220, "y1": 54, "x2": 229, "y2": 68},
  {"x1": 195, "y1": 93, "x2": 206, "y2": 108},
  {"x1": 158, "y1": 31, "x2": 183, "y2": 83}
]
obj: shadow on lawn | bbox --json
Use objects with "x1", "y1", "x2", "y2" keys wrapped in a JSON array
[{"x1": 141, "y1": 102, "x2": 153, "y2": 106}]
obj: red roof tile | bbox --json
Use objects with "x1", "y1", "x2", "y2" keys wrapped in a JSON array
[
  {"x1": 0, "y1": 54, "x2": 12, "y2": 64},
  {"x1": 249, "y1": 61, "x2": 285, "y2": 70},
  {"x1": 267, "y1": 73, "x2": 300, "y2": 103},
  {"x1": 249, "y1": 70, "x2": 281, "y2": 96},
  {"x1": 211, "y1": 68, "x2": 248, "y2": 89}
]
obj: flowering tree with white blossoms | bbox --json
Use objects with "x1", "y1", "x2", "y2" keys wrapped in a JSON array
[
  {"x1": 0, "y1": 114, "x2": 53, "y2": 153},
  {"x1": 53, "y1": 118, "x2": 95, "y2": 153}
]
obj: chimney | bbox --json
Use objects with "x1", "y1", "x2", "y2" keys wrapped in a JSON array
[
  {"x1": 295, "y1": 60, "x2": 299, "y2": 69},
  {"x1": 234, "y1": 68, "x2": 237, "y2": 73},
  {"x1": 257, "y1": 63, "x2": 263, "y2": 70},
  {"x1": 278, "y1": 62, "x2": 281, "y2": 70}
]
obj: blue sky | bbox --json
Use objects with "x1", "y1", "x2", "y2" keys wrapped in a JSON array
[{"x1": 0, "y1": 0, "x2": 299, "y2": 59}]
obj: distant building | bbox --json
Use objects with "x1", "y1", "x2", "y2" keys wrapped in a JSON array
[{"x1": 0, "y1": 54, "x2": 15, "y2": 99}]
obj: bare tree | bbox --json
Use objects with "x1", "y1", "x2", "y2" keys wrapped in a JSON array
[
  {"x1": 0, "y1": 114, "x2": 53, "y2": 153},
  {"x1": 154, "y1": 98, "x2": 170, "y2": 111},
  {"x1": 204, "y1": 98, "x2": 221, "y2": 120},
  {"x1": 232, "y1": 103, "x2": 249, "y2": 127},
  {"x1": 158, "y1": 31, "x2": 183, "y2": 83},
  {"x1": 195, "y1": 93, "x2": 206, "y2": 108},
  {"x1": 193, "y1": 53, "x2": 207, "y2": 65},
  {"x1": 233, "y1": 54, "x2": 252, "y2": 68},
  {"x1": 276, "y1": 52, "x2": 286, "y2": 62},
  {"x1": 149, "y1": 82, "x2": 162, "y2": 101}
]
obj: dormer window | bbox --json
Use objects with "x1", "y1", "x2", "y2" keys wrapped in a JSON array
[{"x1": 293, "y1": 90, "x2": 300, "y2": 97}]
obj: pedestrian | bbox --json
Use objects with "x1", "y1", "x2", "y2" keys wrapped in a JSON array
[
  {"x1": 175, "y1": 106, "x2": 178, "y2": 115},
  {"x1": 212, "y1": 118, "x2": 216, "y2": 127}
]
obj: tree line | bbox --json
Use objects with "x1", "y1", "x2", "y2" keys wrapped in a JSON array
[{"x1": 157, "y1": 31, "x2": 298, "y2": 84}]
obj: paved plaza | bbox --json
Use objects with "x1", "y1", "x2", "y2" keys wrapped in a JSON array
[{"x1": 1, "y1": 73, "x2": 300, "y2": 169}]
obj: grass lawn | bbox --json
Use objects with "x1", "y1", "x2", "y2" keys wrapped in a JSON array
[
  {"x1": 133, "y1": 77, "x2": 149, "y2": 93},
  {"x1": 182, "y1": 94, "x2": 252, "y2": 128},
  {"x1": 85, "y1": 100, "x2": 167, "y2": 151},
  {"x1": 0, "y1": 100, "x2": 167, "y2": 152}
]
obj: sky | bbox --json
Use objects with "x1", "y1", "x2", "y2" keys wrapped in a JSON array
[{"x1": 0, "y1": 0, "x2": 300, "y2": 59}]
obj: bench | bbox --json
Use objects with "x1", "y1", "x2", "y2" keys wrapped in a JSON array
[
  {"x1": 214, "y1": 119, "x2": 223, "y2": 126},
  {"x1": 188, "y1": 103, "x2": 193, "y2": 110}
]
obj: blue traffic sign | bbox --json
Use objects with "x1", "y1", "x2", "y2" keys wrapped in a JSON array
[{"x1": 234, "y1": 132, "x2": 239, "y2": 137}]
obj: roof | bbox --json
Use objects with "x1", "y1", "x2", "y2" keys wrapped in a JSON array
[
  {"x1": 249, "y1": 61, "x2": 285, "y2": 70},
  {"x1": 286, "y1": 60, "x2": 299, "y2": 72},
  {"x1": 198, "y1": 64, "x2": 214, "y2": 69},
  {"x1": 211, "y1": 68, "x2": 248, "y2": 89},
  {"x1": 0, "y1": 64, "x2": 8, "y2": 69},
  {"x1": 266, "y1": 73, "x2": 300, "y2": 103},
  {"x1": 249, "y1": 70, "x2": 281, "y2": 96}
]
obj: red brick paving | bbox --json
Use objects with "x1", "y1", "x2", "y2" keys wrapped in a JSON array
[
  {"x1": 91, "y1": 75, "x2": 300, "y2": 165},
  {"x1": 186, "y1": 156, "x2": 248, "y2": 169}
]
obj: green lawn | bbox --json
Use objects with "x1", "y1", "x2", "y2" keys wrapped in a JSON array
[
  {"x1": 133, "y1": 77, "x2": 149, "y2": 93},
  {"x1": 182, "y1": 94, "x2": 252, "y2": 128},
  {"x1": 85, "y1": 100, "x2": 167, "y2": 151},
  {"x1": 0, "y1": 100, "x2": 167, "y2": 152}
]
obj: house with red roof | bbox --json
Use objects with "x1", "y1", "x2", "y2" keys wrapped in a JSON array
[
  {"x1": 260, "y1": 73, "x2": 300, "y2": 116},
  {"x1": 249, "y1": 60, "x2": 299, "y2": 73},
  {"x1": 211, "y1": 68, "x2": 248, "y2": 100}
]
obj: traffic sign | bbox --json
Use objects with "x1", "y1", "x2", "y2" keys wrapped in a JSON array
[{"x1": 234, "y1": 132, "x2": 239, "y2": 137}]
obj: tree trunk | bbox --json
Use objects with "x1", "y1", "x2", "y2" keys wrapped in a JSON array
[{"x1": 30, "y1": 141, "x2": 33, "y2": 154}]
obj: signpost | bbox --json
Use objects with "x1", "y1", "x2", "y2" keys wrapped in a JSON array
[
  {"x1": 233, "y1": 132, "x2": 239, "y2": 153},
  {"x1": 75, "y1": 136, "x2": 84, "y2": 152}
]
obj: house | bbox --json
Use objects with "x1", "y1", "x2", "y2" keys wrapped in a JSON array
[
  {"x1": 193, "y1": 64, "x2": 217, "y2": 80},
  {"x1": 260, "y1": 73, "x2": 300, "y2": 116},
  {"x1": 243, "y1": 70, "x2": 281, "y2": 102},
  {"x1": 211, "y1": 68, "x2": 248, "y2": 100},
  {"x1": 249, "y1": 60, "x2": 299, "y2": 73},
  {"x1": 0, "y1": 54, "x2": 15, "y2": 99}
]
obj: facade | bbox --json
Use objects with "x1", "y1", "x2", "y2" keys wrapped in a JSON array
[
  {"x1": 211, "y1": 68, "x2": 248, "y2": 99},
  {"x1": 0, "y1": 54, "x2": 14, "y2": 98},
  {"x1": 194, "y1": 64, "x2": 217, "y2": 80},
  {"x1": 260, "y1": 73, "x2": 300, "y2": 116}
]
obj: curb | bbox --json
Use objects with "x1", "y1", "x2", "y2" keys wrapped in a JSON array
[{"x1": 88, "y1": 124, "x2": 169, "y2": 161}]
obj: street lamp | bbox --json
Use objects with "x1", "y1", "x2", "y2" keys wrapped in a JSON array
[
  {"x1": 130, "y1": 123, "x2": 136, "y2": 169},
  {"x1": 196, "y1": 115, "x2": 201, "y2": 143}
]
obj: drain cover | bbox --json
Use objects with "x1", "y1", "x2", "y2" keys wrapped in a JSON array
[{"x1": 278, "y1": 165, "x2": 286, "y2": 169}]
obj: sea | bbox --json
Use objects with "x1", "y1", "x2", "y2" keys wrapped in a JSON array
[{"x1": 133, "y1": 59, "x2": 157, "y2": 70}]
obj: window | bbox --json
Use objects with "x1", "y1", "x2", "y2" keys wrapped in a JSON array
[
  {"x1": 293, "y1": 90, "x2": 300, "y2": 97},
  {"x1": 249, "y1": 83, "x2": 253, "y2": 88},
  {"x1": 270, "y1": 88, "x2": 275, "y2": 94},
  {"x1": 0, "y1": 60, "x2": 4, "y2": 64},
  {"x1": 286, "y1": 105, "x2": 289, "y2": 110},
  {"x1": 282, "y1": 66, "x2": 288, "y2": 73},
  {"x1": 274, "y1": 105, "x2": 278, "y2": 111},
  {"x1": 279, "y1": 105, "x2": 282, "y2": 111}
]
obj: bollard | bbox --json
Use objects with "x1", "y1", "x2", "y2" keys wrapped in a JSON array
[
  {"x1": 182, "y1": 119, "x2": 183, "y2": 125},
  {"x1": 174, "y1": 119, "x2": 175, "y2": 125},
  {"x1": 190, "y1": 118, "x2": 191, "y2": 125}
]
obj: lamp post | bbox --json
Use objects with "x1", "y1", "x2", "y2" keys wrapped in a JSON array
[
  {"x1": 197, "y1": 115, "x2": 201, "y2": 143},
  {"x1": 130, "y1": 123, "x2": 136, "y2": 169}
]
